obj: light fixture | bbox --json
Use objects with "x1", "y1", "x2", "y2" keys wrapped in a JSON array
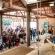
[
  {"x1": 49, "y1": 4, "x2": 54, "y2": 6},
  {"x1": 49, "y1": 0, "x2": 55, "y2": 6}
]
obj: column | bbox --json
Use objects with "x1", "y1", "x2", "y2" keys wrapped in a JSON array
[
  {"x1": 36, "y1": 18, "x2": 40, "y2": 41},
  {"x1": 0, "y1": 15, "x2": 2, "y2": 35},
  {"x1": 0, "y1": 0, "x2": 2, "y2": 9},
  {"x1": 26, "y1": 9, "x2": 30, "y2": 47},
  {"x1": 53, "y1": 2, "x2": 55, "y2": 35},
  {"x1": 23, "y1": 18, "x2": 24, "y2": 28},
  {"x1": 10, "y1": 0, "x2": 12, "y2": 7},
  {"x1": 54, "y1": 16, "x2": 55, "y2": 36}
]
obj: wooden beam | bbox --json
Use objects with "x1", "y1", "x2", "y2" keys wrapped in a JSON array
[
  {"x1": 0, "y1": 0, "x2": 27, "y2": 13},
  {"x1": 31, "y1": 10, "x2": 54, "y2": 18},
  {"x1": 20, "y1": 11, "x2": 24, "y2": 16},
  {"x1": 28, "y1": 0, "x2": 54, "y2": 9},
  {"x1": 9, "y1": 0, "x2": 27, "y2": 11},
  {"x1": 10, "y1": 5, "x2": 27, "y2": 11},
  {"x1": 44, "y1": 7, "x2": 46, "y2": 15},
  {"x1": 3, "y1": 14, "x2": 37, "y2": 19},
  {"x1": 3, "y1": 14, "x2": 26, "y2": 18},
  {"x1": 19, "y1": 0, "x2": 27, "y2": 8},
  {"x1": 10, "y1": 0, "x2": 12, "y2": 7},
  {"x1": 2, "y1": 8, "x2": 19, "y2": 13}
]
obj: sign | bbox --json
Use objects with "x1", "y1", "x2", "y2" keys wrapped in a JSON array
[{"x1": 44, "y1": 22, "x2": 49, "y2": 33}]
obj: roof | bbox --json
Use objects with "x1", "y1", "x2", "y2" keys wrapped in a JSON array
[{"x1": 0, "y1": 0, "x2": 55, "y2": 20}]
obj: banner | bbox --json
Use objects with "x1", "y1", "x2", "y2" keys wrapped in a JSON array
[{"x1": 44, "y1": 22, "x2": 49, "y2": 33}]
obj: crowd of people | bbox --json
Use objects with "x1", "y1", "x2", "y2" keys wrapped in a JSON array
[
  {"x1": 0, "y1": 25, "x2": 53, "y2": 50},
  {"x1": 0, "y1": 26, "x2": 39, "y2": 50},
  {"x1": 0, "y1": 26, "x2": 26, "y2": 50}
]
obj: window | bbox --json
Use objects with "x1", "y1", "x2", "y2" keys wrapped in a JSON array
[{"x1": 25, "y1": 0, "x2": 39, "y2": 4}]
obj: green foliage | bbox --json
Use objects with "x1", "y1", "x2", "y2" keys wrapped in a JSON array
[{"x1": 2, "y1": 19, "x2": 12, "y2": 26}]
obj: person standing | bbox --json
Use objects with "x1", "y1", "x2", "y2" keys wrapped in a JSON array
[
  {"x1": 41, "y1": 29, "x2": 45, "y2": 35},
  {"x1": 30, "y1": 28, "x2": 32, "y2": 40},
  {"x1": 48, "y1": 27, "x2": 53, "y2": 35},
  {"x1": 0, "y1": 35, "x2": 3, "y2": 50}
]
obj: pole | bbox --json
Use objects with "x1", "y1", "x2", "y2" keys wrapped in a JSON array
[
  {"x1": 27, "y1": 9, "x2": 30, "y2": 47},
  {"x1": 36, "y1": 0, "x2": 39, "y2": 55},
  {"x1": 36, "y1": 0, "x2": 41, "y2": 55},
  {"x1": 53, "y1": 0, "x2": 55, "y2": 42},
  {"x1": 23, "y1": 18, "x2": 24, "y2": 28}
]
